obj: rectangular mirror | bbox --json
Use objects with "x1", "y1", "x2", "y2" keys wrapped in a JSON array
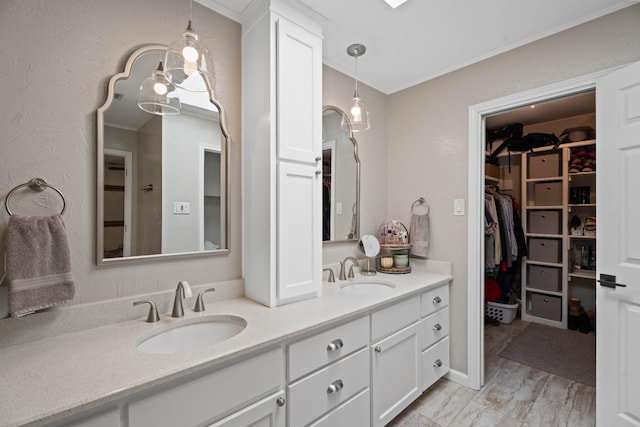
[{"x1": 97, "y1": 45, "x2": 230, "y2": 264}]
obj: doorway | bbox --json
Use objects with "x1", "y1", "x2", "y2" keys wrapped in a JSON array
[{"x1": 466, "y1": 70, "x2": 611, "y2": 390}]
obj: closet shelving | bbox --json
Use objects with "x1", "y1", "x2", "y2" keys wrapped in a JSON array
[{"x1": 520, "y1": 139, "x2": 596, "y2": 328}]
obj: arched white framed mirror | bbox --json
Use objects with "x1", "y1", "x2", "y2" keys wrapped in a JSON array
[
  {"x1": 96, "y1": 45, "x2": 230, "y2": 264},
  {"x1": 322, "y1": 105, "x2": 361, "y2": 243}
]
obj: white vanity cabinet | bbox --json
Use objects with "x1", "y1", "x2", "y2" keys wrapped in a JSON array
[
  {"x1": 371, "y1": 296, "x2": 422, "y2": 427},
  {"x1": 420, "y1": 284, "x2": 450, "y2": 391},
  {"x1": 242, "y1": 0, "x2": 323, "y2": 307},
  {"x1": 127, "y1": 348, "x2": 284, "y2": 427},
  {"x1": 287, "y1": 316, "x2": 371, "y2": 426}
]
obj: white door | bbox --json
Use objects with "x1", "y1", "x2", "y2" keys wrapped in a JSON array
[
  {"x1": 277, "y1": 161, "x2": 322, "y2": 303},
  {"x1": 371, "y1": 322, "x2": 421, "y2": 427},
  {"x1": 275, "y1": 16, "x2": 322, "y2": 165},
  {"x1": 596, "y1": 60, "x2": 640, "y2": 426}
]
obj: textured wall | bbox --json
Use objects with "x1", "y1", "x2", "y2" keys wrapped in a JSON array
[
  {"x1": 0, "y1": 0, "x2": 242, "y2": 317},
  {"x1": 387, "y1": 4, "x2": 640, "y2": 374},
  {"x1": 321, "y1": 65, "x2": 389, "y2": 263}
]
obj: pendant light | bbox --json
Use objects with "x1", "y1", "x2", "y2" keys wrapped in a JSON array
[
  {"x1": 138, "y1": 61, "x2": 181, "y2": 115},
  {"x1": 164, "y1": 0, "x2": 215, "y2": 93},
  {"x1": 342, "y1": 44, "x2": 371, "y2": 132}
]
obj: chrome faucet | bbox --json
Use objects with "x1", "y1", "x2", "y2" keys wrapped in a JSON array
[
  {"x1": 323, "y1": 268, "x2": 336, "y2": 283},
  {"x1": 339, "y1": 257, "x2": 360, "y2": 280},
  {"x1": 171, "y1": 281, "x2": 193, "y2": 318}
]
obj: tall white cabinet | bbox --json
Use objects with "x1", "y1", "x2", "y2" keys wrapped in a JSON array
[{"x1": 242, "y1": 0, "x2": 323, "y2": 307}]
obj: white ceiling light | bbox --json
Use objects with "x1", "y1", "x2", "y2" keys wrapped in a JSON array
[{"x1": 383, "y1": 0, "x2": 408, "y2": 8}]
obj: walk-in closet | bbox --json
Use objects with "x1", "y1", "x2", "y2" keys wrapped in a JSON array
[{"x1": 482, "y1": 90, "x2": 597, "y2": 388}]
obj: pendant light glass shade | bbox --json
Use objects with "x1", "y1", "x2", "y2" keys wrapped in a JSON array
[
  {"x1": 343, "y1": 44, "x2": 370, "y2": 132},
  {"x1": 164, "y1": 20, "x2": 215, "y2": 93},
  {"x1": 138, "y1": 62, "x2": 181, "y2": 115},
  {"x1": 345, "y1": 92, "x2": 371, "y2": 132}
]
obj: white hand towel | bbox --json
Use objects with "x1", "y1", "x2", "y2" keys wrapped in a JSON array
[
  {"x1": 4, "y1": 214, "x2": 75, "y2": 317},
  {"x1": 410, "y1": 212, "x2": 430, "y2": 259}
]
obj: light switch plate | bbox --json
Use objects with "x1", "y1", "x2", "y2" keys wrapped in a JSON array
[
  {"x1": 453, "y1": 199, "x2": 465, "y2": 216},
  {"x1": 173, "y1": 201, "x2": 191, "y2": 214}
]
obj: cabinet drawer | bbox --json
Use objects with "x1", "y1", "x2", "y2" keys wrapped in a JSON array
[
  {"x1": 288, "y1": 348, "x2": 369, "y2": 427},
  {"x1": 533, "y1": 182, "x2": 563, "y2": 206},
  {"x1": 371, "y1": 296, "x2": 420, "y2": 341},
  {"x1": 528, "y1": 152, "x2": 560, "y2": 179},
  {"x1": 421, "y1": 308, "x2": 449, "y2": 350},
  {"x1": 528, "y1": 237, "x2": 562, "y2": 263},
  {"x1": 422, "y1": 337, "x2": 449, "y2": 392},
  {"x1": 288, "y1": 316, "x2": 369, "y2": 381},
  {"x1": 128, "y1": 348, "x2": 284, "y2": 427},
  {"x1": 309, "y1": 389, "x2": 370, "y2": 427},
  {"x1": 528, "y1": 265, "x2": 562, "y2": 292},
  {"x1": 528, "y1": 293, "x2": 562, "y2": 321},
  {"x1": 528, "y1": 210, "x2": 561, "y2": 235},
  {"x1": 421, "y1": 285, "x2": 449, "y2": 317}
]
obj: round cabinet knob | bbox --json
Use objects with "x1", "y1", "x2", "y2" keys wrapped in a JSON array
[
  {"x1": 433, "y1": 296, "x2": 442, "y2": 304},
  {"x1": 433, "y1": 359, "x2": 443, "y2": 368},
  {"x1": 276, "y1": 397, "x2": 286, "y2": 407},
  {"x1": 374, "y1": 346, "x2": 382, "y2": 354},
  {"x1": 433, "y1": 323, "x2": 442, "y2": 332},
  {"x1": 327, "y1": 339, "x2": 344, "y2": 352},
  {"x1": 316, "y1": 170, "x2": 322, "y2": 176},
  {"x1": 327, "y1": 379, "x2": 344, "y2": 394},
  {"x1": 315, "y1": 156, "x2": 322, "y2": 162}
]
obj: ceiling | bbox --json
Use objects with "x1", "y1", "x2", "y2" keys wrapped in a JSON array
[
  {"x1": 198, "y1": 0, "x2": 634, "y2": 94},
  {"x1": 485, "y1": 90, "x2": 595, "y2": 130}
]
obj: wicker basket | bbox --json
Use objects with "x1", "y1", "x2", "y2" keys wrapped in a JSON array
[{"x1": 487, "y1": 301, "x2": 519, "y2": 324}]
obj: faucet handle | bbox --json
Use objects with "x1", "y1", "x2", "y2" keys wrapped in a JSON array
[
  {"x1": 133, "y1": 300, "x2": 160, "y2": 323},
  {"x1": 193, "y1": 288, "x2": 216, "y2": 312},
  {"x1": 323, "y1": 268, "x2": 335, "y2": 283}
]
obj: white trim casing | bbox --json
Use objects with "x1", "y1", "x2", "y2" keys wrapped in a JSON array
[{"x1": 466, "y1": 68, "x2": 616, "y2": 390}]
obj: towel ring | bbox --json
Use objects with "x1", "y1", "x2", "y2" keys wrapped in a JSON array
[
  {"x1": 4, "y1": 178, "x2": 67, "y2": 216},
  {"x1": 411, "y1": 197, "x2": 430, "y2": 215}
]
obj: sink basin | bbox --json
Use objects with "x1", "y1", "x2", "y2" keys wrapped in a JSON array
[
  {"x1": 339, "y1": 280, "x2": 396, "y2": 293},
  {"x1": 136, "y1": 316, "x2": 247, "y2": 354}
]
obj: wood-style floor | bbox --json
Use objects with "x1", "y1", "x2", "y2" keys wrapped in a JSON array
[{"x1": 388, "y1": 319, "x2": 596, "y2": 426}]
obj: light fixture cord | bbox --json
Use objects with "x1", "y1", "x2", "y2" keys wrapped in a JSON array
[{"x1": 354, "y1": 53, "x2": 360, "y2": 97}]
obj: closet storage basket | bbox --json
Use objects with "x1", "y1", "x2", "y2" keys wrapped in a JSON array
[{"x1": 487, "y1": 301, "x2": 519, "y2": 324}]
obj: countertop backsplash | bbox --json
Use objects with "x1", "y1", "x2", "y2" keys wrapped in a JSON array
[{"x1": 0, "y1": 279, "x2": 244, "y2": 348}]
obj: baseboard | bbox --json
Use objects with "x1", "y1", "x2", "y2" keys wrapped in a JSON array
[{"x1": 445, "y1": 368, "x2": 480, "y2": 390}]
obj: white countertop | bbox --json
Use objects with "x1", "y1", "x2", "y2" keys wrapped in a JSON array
[{"x1": 0, "y1": 267, "x2": 452, "y2": 427}]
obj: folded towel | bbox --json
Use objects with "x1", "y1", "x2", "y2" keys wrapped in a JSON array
[
  {"x1": 5, "y1": 214, "x2": 75, "y2": 317},
  {"x1": 410, "y1": 212, "x2": 430, "y2": 259}
]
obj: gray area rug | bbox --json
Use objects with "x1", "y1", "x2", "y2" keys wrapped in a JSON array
[{"x1": 498, "y1": 322, "x2": 595, "y2": 387}]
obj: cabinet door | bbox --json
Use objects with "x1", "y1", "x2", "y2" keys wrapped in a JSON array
[
  {"x1": 208, "y1": 391, "x2": 285, "y2": 427},
  {"x1": 275, "y1": 16, "x2": 322, "y2": 164},
  {"x1": 277, "y1": 162, "x2": 321, "y2": 303},
  {"x1": 371, "y1": 322, "x2": 421, "y2": 427}
]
